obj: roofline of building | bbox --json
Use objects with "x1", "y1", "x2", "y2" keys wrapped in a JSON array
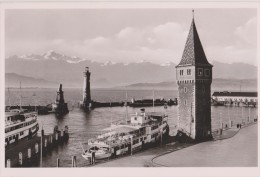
[
  {"x1": 175, "y1": 63, "x2": 213, "y2": 68},
  {"x1": 212, "y1": 91, "x2": 257, "y2": 97}
]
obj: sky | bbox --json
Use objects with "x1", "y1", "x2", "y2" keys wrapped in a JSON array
[{"x1": 5, "y1": 8, "x2": 257, "y2": 66}]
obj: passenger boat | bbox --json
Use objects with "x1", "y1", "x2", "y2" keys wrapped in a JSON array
[
  {"x1": 5, "y1": 109, "x2": 39, "y2": 147},
  {"x1": 82, "y1": 108, "x2": 169, "y2": 161}
]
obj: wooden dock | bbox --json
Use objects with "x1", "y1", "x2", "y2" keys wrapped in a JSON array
[{"x1": 5, "y1": 126, "x2": 69, "y2": 167}]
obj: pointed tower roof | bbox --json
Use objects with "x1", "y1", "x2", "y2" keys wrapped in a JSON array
[{"x1": 177, "y1": 11, "x2": 212, "y2": 67}]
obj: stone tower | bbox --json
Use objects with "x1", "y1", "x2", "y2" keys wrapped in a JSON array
[
  {"x1": 56, "y1": 84, "x2": 65, "y2": 104},
  {"x1": 54, "y1": 84, "x2": 69, "y2": 115},
  {"x1": 176, "y1": 11, "x2": 213, "y2": 141},
  {"x1": 83, "y1": 67, "x2": 92, "y2": 108}
]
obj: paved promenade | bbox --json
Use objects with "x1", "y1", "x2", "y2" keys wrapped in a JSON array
[
  {"x1": 153, "y1": 123, "x2": 258, "y2": 167},
  {"x1": 94, "y1": 123, "x2": 257, "y2": 167},
  {"x1": 94, "y1": 142, "x2": 193, "y2": 167}
]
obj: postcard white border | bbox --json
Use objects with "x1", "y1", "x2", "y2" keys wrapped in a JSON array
[{"x1": 0, "y1": 1, "x2": 259, "y2": 177}]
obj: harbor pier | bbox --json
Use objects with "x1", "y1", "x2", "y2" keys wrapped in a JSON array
[
  {"x1": 5, "y1": 125, "x2": 69, "y2": 167},
  {"x1": 5, "y1": 105, "x2": 52, "y2": 115}
]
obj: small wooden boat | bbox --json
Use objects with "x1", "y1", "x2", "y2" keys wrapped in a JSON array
[{"x1": 82, "y1": 145, "x2": 112, "y2": 160}]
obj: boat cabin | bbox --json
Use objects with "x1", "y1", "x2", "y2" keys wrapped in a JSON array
[
  {"x1": 5, "y1": 112, "x2": 25, "y2": 123},
  {"x1": 130, "y1": 108, "x2": 151, "y2": 125},
  {"x1": 130, "y1": 108, "x2": 167, "y2": 125}
]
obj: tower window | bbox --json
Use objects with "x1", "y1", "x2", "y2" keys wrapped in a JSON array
[
  {"x1": 198, "y1": 68, "x2": 203, "y2": 76},
  {"x1": 184, "y1": 100, "x2": 187, "y2": 105},
  {"x1": 187, "y1": 69, "x2": 191, "y2": 75},
  {"x1": 184, "y1": 87, "x2": 187, "y2": 93},
  {"x1": 205, "y1": 69, "x2": 210, "y2": 77},
  {"x1": 180, "y1": 70, "x2": 184, "y2": 76}
]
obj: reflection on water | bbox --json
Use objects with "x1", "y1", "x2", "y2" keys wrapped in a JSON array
[
  {"x1": 39, "y1": 106, "x2": 177, "y2": 167},
  {"x1": 5, "y1": 88, "x2": 258, "y2": 167}
]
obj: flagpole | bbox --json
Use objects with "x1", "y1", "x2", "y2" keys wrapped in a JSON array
[{"x1": 110, "y1": 101, "x2": 112, "y2": 130}]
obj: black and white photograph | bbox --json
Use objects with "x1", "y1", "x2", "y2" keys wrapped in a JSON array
[{"x1": 0, "y1": 1, "x2": 259, "y2": 177}]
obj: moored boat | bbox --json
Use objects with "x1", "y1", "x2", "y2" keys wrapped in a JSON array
[
  {"x1": 82, "y1": 145, "x2": 112, "y2": 160},
  {"x1": 82, "y1": 108, "x2": 169, "y2": 162},
  {"x1": 5, "y1": 109, "x2": 39, "y2": 147}
]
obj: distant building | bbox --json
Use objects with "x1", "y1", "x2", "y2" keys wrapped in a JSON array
[
  {"x1": 176, "y1": 11, "x2": 213, "y2": 141},
  {"x1": 212, "y1": 91, "x2": 257, "y2": 107}
]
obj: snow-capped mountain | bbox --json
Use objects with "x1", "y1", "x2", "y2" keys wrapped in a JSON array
[
  {"x1": 42, "y1": 50, "x2": 61, "y2": 60},
  {"x1": 5, "y1": 51, "x2": 257, "y2": 88},
  {"x1": 6, "y1": 51, "x2": 176, "y2": 87},
  {"x1": 101, "y1": 61, "x2": 117, "y2": 66},
  {"x1": 8, "y1": 50, "x2": 86, "y2": 64},
  {"x1": 20, "y1": 54, "x2": 42, "y2": 60},
  {"x1": 42, "y1": 50, "x2": 86, "y2": 63}
]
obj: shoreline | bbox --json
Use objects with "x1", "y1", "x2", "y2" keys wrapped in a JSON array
[{"x1": 93, "y1": 122, "x2": 257, "y2": 167}]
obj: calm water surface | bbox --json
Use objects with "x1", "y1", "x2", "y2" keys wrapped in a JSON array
[{"x1": 5, "y1": 88, "x2": 258, "y2": 167}]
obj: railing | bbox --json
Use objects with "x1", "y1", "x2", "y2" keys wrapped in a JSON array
[{"x1": 5, "y1": 119, "x2": 37, "y2": 133}]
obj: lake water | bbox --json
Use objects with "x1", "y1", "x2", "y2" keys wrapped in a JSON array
[{"x1": 5, "y1": 88, "x2": 258, "y2": 167}]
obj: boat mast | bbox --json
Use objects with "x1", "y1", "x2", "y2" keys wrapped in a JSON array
[
  {"x1": 152, "y1": 89, "x2": 155, "y2": 112},
  {"x1": 19, "y1": 81, "x2": 22, "y2": 110},
  {"x1": 110, "y1": 101, "x2": 112, "y2": 130},
  {"x1": 109, "y1": 102, "x2": 112, "y2": 150},
  {"x1": 40, "y1": 124, "x2": 43, "y2": 167},
  {"x1": 35, "y1": 95, "x2": 37, "y2": 112},
  {"x1": 125, "y1": 89, "x2": 128, "y2": 124},
  {"x1": 7, "y1": 87, "x2": 11, "y2": 107},
  {"x1": 33, "y1": 93, "x2": 37, "y2": 112}
]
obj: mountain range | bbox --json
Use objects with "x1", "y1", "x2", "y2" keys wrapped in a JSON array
[
  {"x1": 5, "y1": 50, "x2": 258, "y2": 89},
  {"x1": 121, "y1": 78, "x2": 257, "y2": 92},
  {"x1": 5, "y1": 73, "x2": 57, "y2": 88}
]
